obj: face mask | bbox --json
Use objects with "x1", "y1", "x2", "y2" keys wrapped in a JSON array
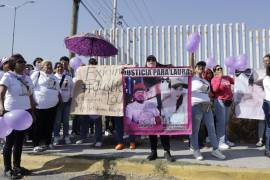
[{"x1": 134, "y1": 91, "x2": 145, "y2": 101}]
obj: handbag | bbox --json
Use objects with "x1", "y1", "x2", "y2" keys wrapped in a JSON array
[{"x1": 222, "y1": 99, "x2": 233, "y2": 107}]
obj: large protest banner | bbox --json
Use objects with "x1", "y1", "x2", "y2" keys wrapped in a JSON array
[
  {"x1": 70, "y1": 65, "x2": 123, "y2": 116},
  {"x1": 123, "y1": 67, "x2": 192, "y2": 135},
  {"x1": 234, "y1": 68, "x2": 265, "y2": 120}
]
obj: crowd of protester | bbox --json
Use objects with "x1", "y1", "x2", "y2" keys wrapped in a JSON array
[{"x1": 0, "y1": 53, "x2": 269, "y2": 179}]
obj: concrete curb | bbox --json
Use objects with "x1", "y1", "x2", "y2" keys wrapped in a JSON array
[{"x1": 1, "y1": 154, "x2": 270, "y2": 180}]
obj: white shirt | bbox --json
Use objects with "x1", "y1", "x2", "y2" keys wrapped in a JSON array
[
  {"x1": 31, "y1": 71, "x2": 60, "y2": 109},
  {"x1": 263, "y1": 76, "x2": 270, "y2": 101},
  {"x1": 0, "y1": 72, "x2": 33, "y2": 111},
  {"x1": 192, "y1": 76, "x2": 210, "y2": 105},
  {"x1": 126, "y1": 101, "x2": 160, "y2": 125},
  {"x1": 55, "y1": 73, "x2": 74, "y2": 102},
  {"x1": 0, "y1": 71, "x2": 4, "y2": 80}
]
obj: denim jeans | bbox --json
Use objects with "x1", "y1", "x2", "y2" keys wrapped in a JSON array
[
  {"x1": 113, "y1": 116, "x2": 135, "y2": 143},
  {"x1": 262, "y1": 100, "x2": 270, "y2": 151},
  {"x1": 214, "y1": 99, "x2": 231, "y2": 145},
  {"x1": 79, "y1": 115, "x2": 102, "y2": 142},
  {"x1": 53, "y1": 101, "x2": 71, "y2": 137},
  {"x1": 191, "y1": 104, "x2": 218, "y2": 151}
]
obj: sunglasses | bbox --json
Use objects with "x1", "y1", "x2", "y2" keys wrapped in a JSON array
[
  {"x1": 17, "y1": 60, "x2": 26, "y2": 64},
  {"x1": 216, "y1": 67, "x2": 223, "y2": 71},
  {"x1": 146, "y1": 58, "x2": 156, "y2": 62}
]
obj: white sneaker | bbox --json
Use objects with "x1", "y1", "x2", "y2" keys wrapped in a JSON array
[
  {"x1": 193, "y1": 150, "x2": 203, "y2": 161},
  {"x1": 53, "y1": 136, "x2": 61, "y2": 146},
  {"x1": 211, "y1": 149, "x2": 226, "y2": 160},
  {"x1": 33, "y1": 146, "x2": 43, "y2": 153},
  {"x1": 226, "y1": 141, "x2": 235, "y2": 147},
  {"x1": 76, "y1": 139, "x2": 86, "y2": 144},
  {"x1": 64, "y1": 136, "x2": 71, "y2": 144},
  {"x1": 218, "y1": 143, "x2": 230, "y2": 150},
  {"x1": 95, "y1": 142, "x2": 103, "y2": 147},
  {"x1": 104, "y1": 131, "x2": 111, "y2": 136}
]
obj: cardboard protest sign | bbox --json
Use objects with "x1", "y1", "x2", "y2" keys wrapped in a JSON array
[
  {"x1": 70, "y1": 65, "x2": 123, "y2": 116},
  {"x1": 234, "y1": 68, "x2": 265, "y2": 120},
  {"x1": 123, "y1": 67, "x2": 192, "y2": 135}
]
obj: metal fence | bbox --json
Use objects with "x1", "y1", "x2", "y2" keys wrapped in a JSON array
[{"x1": 95, "y1": 22, "x2": 270, "y2": 71}]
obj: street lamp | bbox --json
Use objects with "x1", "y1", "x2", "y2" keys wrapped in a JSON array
[{"x1": 0, "y1": 1, "x2": 35, "y2": 55}]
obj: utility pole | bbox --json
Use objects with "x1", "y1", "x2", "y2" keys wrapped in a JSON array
[
  {"x1": 70, "y1": 0, "x2": 80, "y2": 58},
  {"x1": 112, "y1": 0, "x2": 117, "y2": 44}
]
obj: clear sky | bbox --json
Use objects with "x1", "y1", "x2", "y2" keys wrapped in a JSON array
[{"x1": 0, "y1": 0, "x2": 270, "y2": 64}]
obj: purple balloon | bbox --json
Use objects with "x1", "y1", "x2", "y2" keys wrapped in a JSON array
[
  {"x1": 3, "y1": 110, "x2": 33, "y2": 131},
  {"x1": 206, "y1": 57, "x2": 216, "y2": 69},
  {"x1": 228, "y1": 67, "x2": 236, "y2": 75},
  {"x1": 185, "y1": 33, "x2": 201, "y2": 53},
  {"x1": 235, "y1": 54, "x2": 248, "y2": 70},
  {"x1": 225, "y1": 56, "x2": 236, "y2": 68},
  {"x1": 0, "y1": 117, "x2": 12, "y2": 138},
  {"x1": 70, "y1": 57, "x2": 82, "y2": 70}
]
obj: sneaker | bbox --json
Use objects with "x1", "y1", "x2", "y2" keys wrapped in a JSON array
[
  {"x1": 211, "y1": 149, "x2": 226, "y2": 160},
  {"x1": 193, "y1": 150, "x2": 203, "y2": 161},
  {"x1": 164, "y1": 151, "x2": 175, "y2": 162},
  {"x1": 44, "y1": 144, "x2": 54, "y2": 150},
  {"x1": 226, "y1": 141, "x2": 235, "y2": 147},
  {"x1": 64, "y1": 136, "x2": 71, "y2": 144},
  {"x1": 147, "y1": 151, "x2": 158, "y2": 161},
  {"x1": 3, "y1": 170, "x2": 14, "y2": 179},
  {"x1": 256, "y1": 140, "x2": 264, "y2": 147},
  {"x1": 129, "y1": 142, "x2": 136, "y2": 150},
  {"x1": 218, "y1": 143, "x2": 230, "y2": 150},
  {"x1": 76, "y1": 139, "x2": 86, "y2": 144},
  {"x1": 104, "y1": 130, "x2": 112, "y2": 136},
  {"x1": 13, "y1": 166, "x2": 32, "y2": 176},
  {"x1": 115, "y1": 143, "x2": 124, "y2": 150},
  {"x1": 53, "y1": 136, "x2": 61, "y2": 146},
  {"x1": 33, "y1": 146, "x2": 43, "y2": 153},
  {"x1": 95, "y1": 142, "x2": 103, "y2": 147}
]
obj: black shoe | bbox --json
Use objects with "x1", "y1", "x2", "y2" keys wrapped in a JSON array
[
  {"x1": 147, "y1": 151, "x2": 157, "y2": 161},
  {"x1": 3, "y1": 169, "x2": 21, "y2": 179},
  {"x1": 164, "y1": 151, "x2": 175, "y2": 162},
  {"x1": 13, "y1": 166, "x2": 32, "y2": 176}
]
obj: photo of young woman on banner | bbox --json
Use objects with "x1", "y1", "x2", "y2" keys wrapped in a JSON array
[{"x1": 123, "y1": 67, "x2": 192, "y2": 135}]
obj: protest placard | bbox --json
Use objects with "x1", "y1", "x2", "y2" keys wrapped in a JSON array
[
  {"x1": 70, "y1": 65, "x2": 123, "y2": 116},
  {"x1": 123, "y1": 67, "x2": 192, "y2": 135},
  {"x1": 234, "y1": 68, "x2": 265, "y2": 120}
]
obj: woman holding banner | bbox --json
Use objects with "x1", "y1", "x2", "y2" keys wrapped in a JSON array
[
  {"x1": 144, "y1": 55, "x2": 175, "y2": 162},
  {"x1": 53, "y1": 62, "x2": 74, "y2": 145},
  {"x1": 191, "y1": 61, "x2": 226, "y2": 161}
]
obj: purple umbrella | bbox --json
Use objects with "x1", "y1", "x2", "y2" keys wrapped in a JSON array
[{"x1": 64, "y1": 33, "x2": 118, "y2": 57}]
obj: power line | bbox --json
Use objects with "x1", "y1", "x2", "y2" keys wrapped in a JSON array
[
  {"x1": 81, "y1": 0, "x2": 104, "y2": 29},
  {"x1": 122, "y1": 0, "x2": 143, "y2": 25},
  {"x1": 95, "y1": 0, "x2": 113, "y2": 19},
  {"x1": 142, "y1": 0, "x2": 156, "y2": 25},
  {"x1": 101, "y1": 0, "x2": 113, "y2": 13},
  {"x1": 84, "y1": 0, "x2": 110, "y2": 27},
  {"x1": 131, "y1": 0, "x2": 148, "y2": 25}
]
